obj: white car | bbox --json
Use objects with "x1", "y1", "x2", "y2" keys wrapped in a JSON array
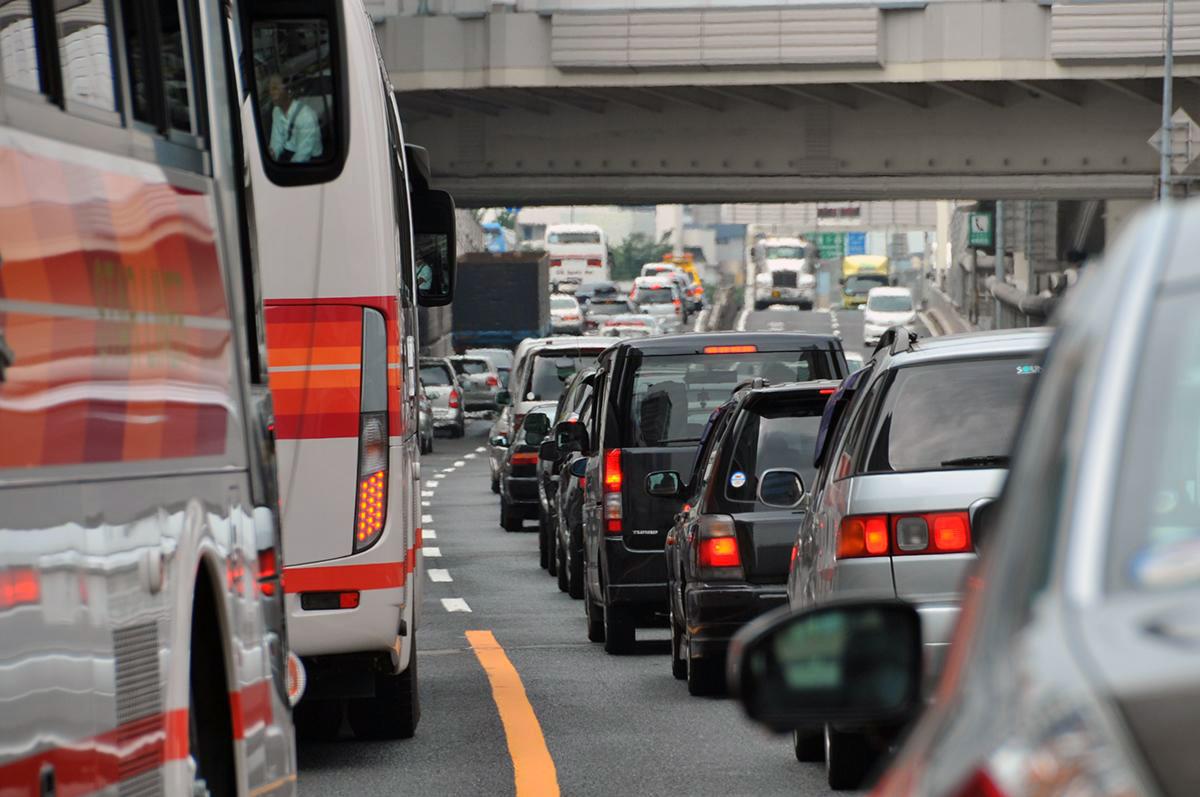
[
  {"x1": 862, "y1": 286, "x2": 918, "y2": 346},
  {"x1": 550, "y1": 293, "x2": 584, "y2": 335},
  {"x1": 630, "y1": 276, "x2": 686, "y2": 331},
  {"x1": 600, "y1": 313, "x2": 664, "y2": 338}
]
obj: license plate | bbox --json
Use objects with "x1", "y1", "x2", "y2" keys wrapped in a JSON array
[{"x1": 771, "y1": 290, "x2": 781, "y2": 298}]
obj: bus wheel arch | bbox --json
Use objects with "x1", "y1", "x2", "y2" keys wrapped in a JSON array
[{"x1": 189, "y1": 558, "x2": 238, "y2": 797}]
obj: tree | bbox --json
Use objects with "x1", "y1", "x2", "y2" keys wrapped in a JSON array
[{"x1": 611, "y1": 231, "x2": 672, "y2": 280}]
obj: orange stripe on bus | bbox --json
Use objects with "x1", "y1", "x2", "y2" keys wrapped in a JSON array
[
  {"x1": 267, "y1": 369, "x2": 361, "y2": 390},
  {"x1": 267, "y1": 345, "x2": 363, "y2": 368}
]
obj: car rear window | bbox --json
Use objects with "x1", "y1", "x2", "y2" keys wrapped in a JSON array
[
  {"x1": 552, "y1": 297, "x2": 577, "y2": 310},
  {"x1": 862, "y1": 356, "x2": 1040, "y2": 474},
  {"x1": 715, "y1": 396, "x2": 827, "y2": 511},
  {"x1": 548, "y1": 231, "x2": 601, "y2": 244},
  {"x1": 522, "y1": 351, "x2": 601, "y2": 402},
  {"x1": 867, "y1": 294, "x2": 913, "y2": 312},
  {"x1": 634, "y1": 287, "x2": 674, "y2": 305},
  {"x1": 846, "y1": 274, "x2": 888, "y2": 295},
  {"x1": 452, "y1": 359, "x2": 490, "y2": 375},
  {"x1": 588, "y1": 301, "x2": 629, "y2": 316},
  {"x1": 420, "y1": 364, "x2": 453, "y2": 386},
  {"x1": 617, "y1": 351, "x2": 836, "y2": 448}
]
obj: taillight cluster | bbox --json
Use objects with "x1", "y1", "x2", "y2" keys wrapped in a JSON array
[
  {"x1": 586, "y1": 258, "x2": 602, "y2": 268},
  {"x1": 448, "y1": 388, "x2": 460, "y2": 409},
  {"x1": 603, "y1": 448, "x2": 622, "y2": 534},
  {"x1": 355, "y1": 412, "x2": 388, "y2": 551},
  {"x1": 696, "y1": 515, "x2": 743, "y2": 579},
  {"x1": 486, "y1": 374, "x2": 499, "y2": 387},
  {"x1": 510, "y1": 451, "x2": 539, "y2": 466},
  {"x1": 550, "y1": 258, "x2": 562, "y2": 268},
  {"x1": 837, "y1": 511, "x2": 972, "y2": 559}
]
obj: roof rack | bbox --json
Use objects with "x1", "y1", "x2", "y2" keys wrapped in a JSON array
[
  {"x1": 872, "y1": 326, "x2": 919, "y2": 358},
  {"x1": 732, "y1": 377, "x2": 769, "y2": 394}
]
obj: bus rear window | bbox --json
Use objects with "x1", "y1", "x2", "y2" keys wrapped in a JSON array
[{"x1": 618, "y1": 352, "x2": 833, "y2": 448}]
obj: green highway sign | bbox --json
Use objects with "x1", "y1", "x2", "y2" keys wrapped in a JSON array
[
  {"x1": 809, "y1": 232, "x2": 845, "y2": 259},
  {"x1": 968, "y1": 212, "x2": 993, "y2": 248}
]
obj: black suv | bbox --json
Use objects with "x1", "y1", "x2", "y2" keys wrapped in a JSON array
[
  {"x1": 537, "y1": 367, "x2": 596, "y2": 574},
  {"x1": 574, "y1": 332, "x2": 850, "y2": 654},
  {"x1": 650, "y1": 380, "x2": 839, "y2": 694}
]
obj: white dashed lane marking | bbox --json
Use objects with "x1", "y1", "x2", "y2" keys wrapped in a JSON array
[
  {"x1": 454, "y1": 460, "x2": 466, "y2": 467},
  {"x1": 424, "y1": 546, "x2": 442, "y2": 557},
  {"x1": 422, "y1": 491, "x2": 435, "y2": 497},
  {"x1": 422, "y1": 514, "x2": 433, "y2": 523},
  {"x1": 424, "y1": 529, "x2": 437, "y2": 539},
  {"x1": 442, "y1": 598, "x2": 472, "y2": 613},
  {"x1": 428, "y1": 568, "x2": 452, "y2": 582},
  {"x1": 464, "y1": 453, "x2": 477, "y2": 460},
  {"x1": 422, "y1": 500, "x2": 432, "y2": 507},
  {"x1": 427, "y1": 481, "x2": 440, "y2": 489},
  {"x1": 475, "y1": 446, "x2": 486, "y2": 453}
]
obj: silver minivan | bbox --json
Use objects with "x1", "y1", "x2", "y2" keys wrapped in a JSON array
[{"x1": 787, "y1": 327, "x2": 1050, "y2": 787}]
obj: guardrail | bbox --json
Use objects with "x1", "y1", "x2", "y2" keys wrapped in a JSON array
[{"x1": 986, "y1": 277, "x2": 1059, "y2": 329}]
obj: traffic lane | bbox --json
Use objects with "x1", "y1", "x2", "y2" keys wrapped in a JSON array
[
  {"x1": 297, "y1": 419, "x2": 514, "y2": 797},
  {"x1": 300, "y1": 417, "x2": 850, "y2": 797},
  {"x1": 739, "y1": 307, "x2": 833, "y2": 335}
]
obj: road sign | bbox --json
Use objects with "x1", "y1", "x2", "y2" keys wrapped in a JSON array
[
  {"x1": 1148, "y1": 108, "x2": 1200, "y2": 175},
  {"x1": 810, "y1": 232, "x2": 845, "y2": 259},
  {"x1": 967, "y1": 212, "x2": 993, "y2": 248},
  {"x1": 846, "y1": 232, "x2": 867, "y2": 256}
]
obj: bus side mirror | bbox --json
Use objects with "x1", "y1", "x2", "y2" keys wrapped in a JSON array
[{"x1": 413, "y1": 189, "x2": 456, "y2": 307}]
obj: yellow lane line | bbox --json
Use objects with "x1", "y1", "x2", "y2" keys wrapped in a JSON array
[{"x1": 466, "y1": 630, "x2": 561, "y2": 797}]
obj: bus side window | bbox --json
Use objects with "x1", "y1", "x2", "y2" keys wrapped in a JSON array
[
  {"x1": 0, "y1": 2, "x2": 41, "y2": 93},
  {"x1": 119, "y1": 0, "x2": 206, "y2": 141},
  {"x1": 55, "y1": 0, "x2": 117, "y2": 113},
  {"x1": 247, "y1": 5, "x2": 347, "y2": 184}
]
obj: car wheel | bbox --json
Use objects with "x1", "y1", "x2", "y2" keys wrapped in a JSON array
[
  {"x1": 825, "y1": 725, "x2": 872, "y2": 791},
  {"x1": 669, "y1": 607, "x2": 686, "y2": 681},
  {"x1": 793, "y1": 729, "x2": 824, "y2": 762},
  {"x1": 602, "y1": 604, "x2": 635, "y2": 655},
  {"x1": 685, "y1": 646, "x2": 724, "y2": 697},
  {"x1": 490, "y1": 472, "x2": 500, "y2": 494},
  {"x1": 585, "y1": 586, "x2": 605, "y2": 643},
  {"x1": 500, "y1": 497, "x2": 523, "y2": 532},
  {"x1": 753, "y1": 300, "x2": 765, "y2": 311},
  {"x1": 556, "y1": 542, "x2": 569, "y2": 593},
  {"x1": 452, "y1": 421, "x2": 465, "y2": 439},
  {"x1": 567, "y1": 546, "x2": 584, "y2": 600},
  {"x1": 348, "y1": 636, "x2": 420, "y2": 740},
  {"x1": 538, "y1": 513, "x2": 550, "y2": 570}
]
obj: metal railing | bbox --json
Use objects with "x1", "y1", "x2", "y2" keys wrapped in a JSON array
[{"x1": 986, "y1": 277, "x2": 1059, "y2": 329}]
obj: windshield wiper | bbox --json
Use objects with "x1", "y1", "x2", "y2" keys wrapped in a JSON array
[{"x1": 940, "y1": 455, "x2": 1009, "y2": 468}]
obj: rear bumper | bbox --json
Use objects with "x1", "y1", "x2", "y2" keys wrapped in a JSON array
[
  {"x1": 502, "y1": 474, "x2": 540, "y2": 505},
  {"x1": 463, "y1": 390, "x2": 498, "y2": 411},
  {"x1": 684, "y1": 582, "x2": 788, "y2": 658},
  {"x1": 432, "y1": 408, "x2": 463, "y2": 427},
  {"x1": 551, "y1": 322, "x2": 583, "y2": 335},
  {"x1": 603, "y1": 538, "x2": 668, "y2": 612},
  {"x1": 914, "y1": 600, "x2": 960, "y2": 684}
]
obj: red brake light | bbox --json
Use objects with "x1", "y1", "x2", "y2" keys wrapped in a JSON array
[
  {"x1": 698, "y1": 537, "x2": 741, "y2": 568},
  {"x1": 703, "y1": 344, "x2": 757, "y2": 354},
  {"x1": 819, "y1": 388, "x2": 836, "y2": 395},
  {"x1": 511, "y1": 451, "x2": 539, "y2": 465},
  {"x1": 339, "y1": 591, "x2": 360, "y2": 610},
  {"x1": 892, "y1": 511, "x2": 972, "y2": 555},
  {"x1": 587, "y1": 258, "x2": 602, "y2": 267},
  {"x1": 672, "y1": 298, "x2": 681, "y2": 307},
  {"x1": 448, "y1": 389, "x2": 460, "y2": 409},
  {"x1": 837, "y1": 515, "x2": 890, "y2": 559},
  {"x1": 603, "y1": 449, "x2": 623, "y2": 534},
  {"x1": 486, "y1": 375, "x2": 499, "y2": 387},
  {"x1": 550, "y1": 258, "x2": 562, "y2": 267},
  {"x1": 932, "y1": 512, "x2": 971, "y2": 552},
  {"x1": 578, "y1": 475, "x2": 586, "y2": 488}
]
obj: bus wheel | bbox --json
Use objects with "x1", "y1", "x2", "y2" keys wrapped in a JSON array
[
  {"x1": 189, "y1": 575, "x2": 236, "y2": 797},
  {"x1": 348, "y1": 639, "x2": 420, "y2": 740}
]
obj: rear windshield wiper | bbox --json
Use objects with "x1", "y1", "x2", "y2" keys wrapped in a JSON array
[{"x1": 940, "y1": 455, "x2": 1009, "y2": 468}]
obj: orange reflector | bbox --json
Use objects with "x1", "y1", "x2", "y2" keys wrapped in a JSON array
[
  {"x1": 356, "y1": 470, "x2": 387, "y2": 545},
  {"x1": 837, "y1": 515, "x2": 890, "y2": 559},
  {"x1": 703, "y1": 344, "x2": 758, "y2": 354}
]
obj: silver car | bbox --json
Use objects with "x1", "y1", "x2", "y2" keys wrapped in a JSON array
[
  {"x1": 550, "y1": 293, "x2": 584, "y2": 335},
  {"x1": 419, "y1": 357, "x2": 465, "y2": 438},
  {"x1": 787, "y1": 326, "x2": 1049, "y2": 787},
  {"x1": 630, "y1": 278, "x2": 686, "y2": 332},
  {"x1": 417, "y1": 382, "x2": 434, "y2": 454},
  {"x1": 449, "y1": 355, "x2": 503, "y2": 412}
]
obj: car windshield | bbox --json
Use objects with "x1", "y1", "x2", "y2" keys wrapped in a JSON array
[
  {"x1": 552, "y1": 297, "x2": 577, "y2": 310},
  {"x1": 1109, "y1": 298, "x2": 1200, "y2": 594},
  {"x1": 863, "y1": 356, "x2": 1040, "y2": 473},
  {"x1": 524, "y1": 351, "x2": 601, "y2": 401},
  {"x1": 619, "y1": 351, "x2": 835, "y2": 447},
  {"x1": 634, "y1": 287, "x2": 674, "y2": 305},
  {"x1": 766, "y1": 245, "x2": 805, "y2": 259},
  {"x1": 452, "y1": 359, "x2": 490, "y2": 375},
  {"x1": 716, "y1": 396, "x2": 828, "y2": 510},
  {"x1": 548, "y1": 231, "x2": 601, "y2": 244},
  {"x1": 420, "y1": 364, "x2": 453, "y2": 386},
  {"x1": 467, "y1": 349, "x2": 513, "y2": 368},
  {"x1": 868, "y1": 294, "x2": 913, "y2": 312},
  {"x1": 846, "y1": 274, "x2": 889, "y2": 294},
  {"x1": 587, "y1": 301, "x2": 629, "y2": 316}
]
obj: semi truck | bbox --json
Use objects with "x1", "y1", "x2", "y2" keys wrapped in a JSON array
[
  {"x1": 453, "y1": 252, "x2": 552, "y2": 351},
  {"x1": 750, "y1": 236, "x2": 817, "y2": 310}
]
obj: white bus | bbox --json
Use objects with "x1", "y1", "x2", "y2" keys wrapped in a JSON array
[
  {"x1": 0, "y1": 0, "x2": 455, "y2": 794},
  {"x1": 545, "y1": 223, "x2": 609, "y2": 290}
]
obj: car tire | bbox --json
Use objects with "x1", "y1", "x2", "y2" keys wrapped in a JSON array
[
  {"x1": 548, "y1": 529, "x2": 559, "y2": 577},
  {"x1": 825, "y1": 725, "x2": 872, "y2": 791},
  {"x1": 669, "y1": 608, "x2": 686, "y2": 681},
  {"x1": 490, "y1": 472, "x2": 500, "y2": 494},
  {"x1": 538, "y1": 513, "x2": 550, "y2": 570},
  {"x1": 793, "y1": 729, "x2": 825, "y2": 762},
  {"x1": 685, "y1": 649, "x2": 724, "y2": 697},
  {"x1": 567, "y1": 547, "x2": 584, "y2": 600},
  {"x1": 602, "y1": 604, "x2": 635, "y2": 655},
  {"x1": 753, "y1": 300, "x2": 765, "y2": 311},
  {"x1": 585, "y1": 587, "x2": 605, "y2": 643},
  {"x1": 348, "y1": 638, "x2": 420, "y2": 741},
  {"x1": 500, "y1": 497, "x2": 523, "y2": 532},
  {"x1": 556, "y1": 543, "x2": 569, "y2": 593},
  {"x1": 452, "y1": 421, "x2": 465, "y2": 439}
]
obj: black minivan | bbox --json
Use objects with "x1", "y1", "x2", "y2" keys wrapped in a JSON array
[{"x1": 570, "y1": 332, "x2": 849, "y2": 654}]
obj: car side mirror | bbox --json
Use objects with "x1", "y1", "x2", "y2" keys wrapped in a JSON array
[
  {"x1": 758, "y1": 469, "x2": 805, "y2": 508},
  {"x1": 569, "y1": 457, "x2": 588, "y2": 478},
  {"x1": 729, "y1": 602, "x2": 923, "y2": 732},
  {"x1": 538, "y1": 440, "x2": 559, "y2": 462},
  {"x1": 489, "y1": 434, "x2": 509, "y2": 448},
  {"x1": 496, "y1": 390, "x2": 512, "y2": 406},
  {"x1": 412, "y1": 189, "x2": 456, "y2": 308},
  {"x1": 645, "y1": 470, "x2": 682, "y2": 498},
  {"x1": 555, "y1": 420, "x2": 589, "y2": 453}
]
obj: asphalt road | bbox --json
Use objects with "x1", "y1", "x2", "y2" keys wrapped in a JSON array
[
  {"x1": 296, "y1": 419, "x2": 845, "y2": 797},
  {"x1": 736, "y1": 306, "x2": 928, "y2": 357}
]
